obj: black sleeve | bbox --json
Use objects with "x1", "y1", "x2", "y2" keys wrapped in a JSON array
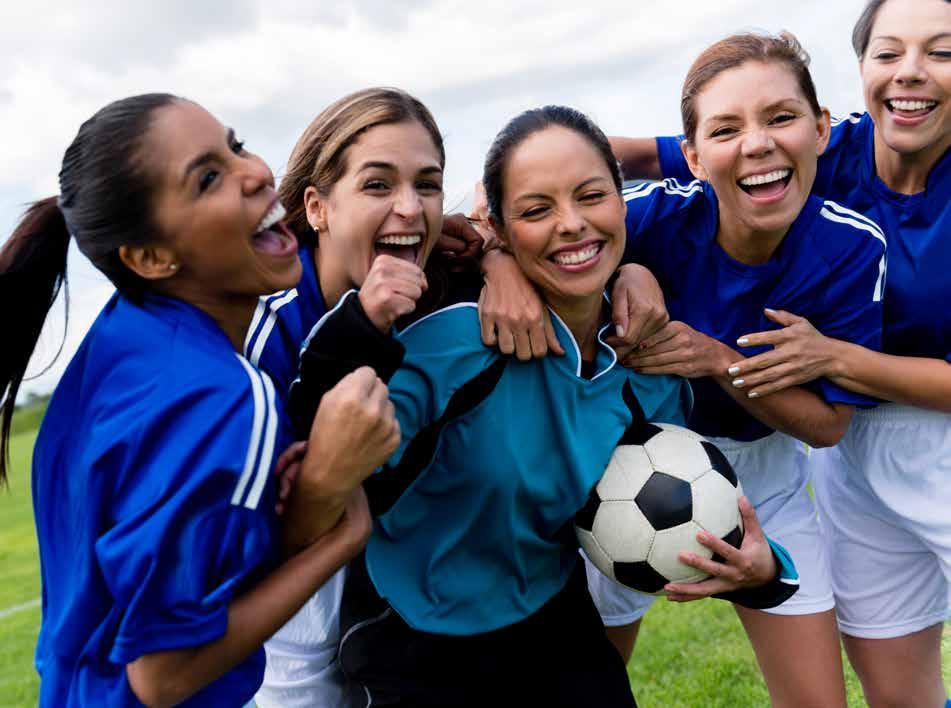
[
  {"x1": 288, "y1": 290, "x2": 405, "y2": 437},
  {"x1": 712, "y1": 547, "x2": 799, "y2": 610}
]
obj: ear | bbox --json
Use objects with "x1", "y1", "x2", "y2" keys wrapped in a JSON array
[
  {"x1": 118, "y1": 244, "x2": 180, "y2": 281},
  {"x1": 815, "y1": 107, "x2": 832, "y2": 157},
  {"x1": 681, "y1": 139, "x2": 708, "y2": 182},
  {"x1": 487, "y1": 214, "x2": 511, "y2": 252},
  {"x1": 304, "y1": 186, "x2": 329, "y2": 234}
]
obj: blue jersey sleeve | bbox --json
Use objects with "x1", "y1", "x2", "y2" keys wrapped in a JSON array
[
  {"x1": 92, "y1": 361, "x2": 281, "y2": 664},
  {"x1": 655, "y1": 135, "x2": 694, "y2": 183},
  {"x1": 622, "y1": 179, "x2": 706, "y2": 262},
  {"x1": 807, "y1": 202, "x2": 887, "y2": 407}
]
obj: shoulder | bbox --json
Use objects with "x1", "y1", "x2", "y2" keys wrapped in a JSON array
[
  {"x1": 397, "y1": 301, "x2": 482, "y2": 349},
  {"x1": 828, "y1": 112, "x2": 871, "y2": 147},
  {"x1": 811, "y1": 197, "x2": 887, "y2": 257},
  {"x1": 622, "y1": 178, "x2": 705, "y2": 208},
  {"x1": 622, "y1": 178, "x2": 708, "y2": 234}
]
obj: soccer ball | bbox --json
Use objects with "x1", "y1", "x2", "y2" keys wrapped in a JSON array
[{"x1": 575, "y1": 422, "x2": 744, "y2": 594}]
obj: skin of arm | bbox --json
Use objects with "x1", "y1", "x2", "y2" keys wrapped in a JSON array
[
  {"x1": 625, "y1": 320, "x2": 853, "y2": 448},
  {"x1": 730, "y1": 309, "x2": 951, "y2": 412},
  {"x1": 608, "y1": 136, "x2": 662, "y2": 181}
]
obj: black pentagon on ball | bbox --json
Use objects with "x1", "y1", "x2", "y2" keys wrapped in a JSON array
[
  {"x1": 614, "y1": 560, "x2": 669, "y2": 593},
  {"x1": 634, "y1": 472, "x2": 693, "y2": 530},
  {"x1": 617, "y1": 422, "x2": 664, "y2": 447},
  {"x1": 702, "y1": 441, "x2": 738, "y2": 487},
  {"x1": 711, "y1": 525, "x2": 745, "y2": 564},
  {"x1": 574, "y1": 489, "x2": 601, "y2": 532}
]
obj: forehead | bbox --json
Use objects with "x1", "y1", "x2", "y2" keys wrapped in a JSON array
[
  {"x1": 696, "y1": 61, "x2": 804, "y2": 117},
  {"x1": 871, "y1": 0, "x2": 951, "y2": 40},
  {"x1": 504, "y1": 126, "x2": 610, "y2": 197},
  {"x1": 145, "y1": 100, "x2": 227, "y2": 182},
  {"x1": 345, "y1": 120, "x2": 442, "y2": 171}
]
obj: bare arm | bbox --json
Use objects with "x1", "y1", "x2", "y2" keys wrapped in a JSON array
[
  {"x1": 608, "y1": 136, "x2": 662, "y2": 180},
  {"x1": 729, "y1": 309, "x2": 951, "y2": 412},
  {"x1": 625, "y1": 321, "x2": 853, "y2": 448}
]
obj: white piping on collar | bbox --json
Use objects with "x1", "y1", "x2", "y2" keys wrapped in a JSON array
[{"x1": 546, "y1": 291, "x2": 619, "y2": 381}]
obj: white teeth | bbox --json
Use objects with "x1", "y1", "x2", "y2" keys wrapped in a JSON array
[
  {"x1": 377, "y1": 234, "x2": 422, "y2": 246},
  {"x1": 255, "y1": 202, "x2": 286, "y2": 234},
  {"x1": 739, "y1": 169, "x2": 791, "y2": 187},
  {"x1": 889, "y1": 99, "x2": 937, "y2": 112},
  {"x1": 552, "y1": 244, "x2": 600, "y2": 266}
]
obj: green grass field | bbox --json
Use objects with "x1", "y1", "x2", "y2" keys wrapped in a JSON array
[{"x1": 1, "y1": 406, "x2": 948, "y2": 707}]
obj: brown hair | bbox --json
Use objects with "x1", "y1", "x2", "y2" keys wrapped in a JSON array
[
  {"x1": 680, "y1": 32, "x2": 822, "y2": 143},
  {"x1": 279, "y1": 87, "x2": 445, "y2": 244},
  {"x1": 852, "y1": 0, "x2": 951, "y2": 58}
]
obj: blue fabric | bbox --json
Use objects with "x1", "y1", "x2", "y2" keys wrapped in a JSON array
[
  {"x1": 33, "y1": 293, "x2": 292, "y2": 707},
  {"x1": 622, "y1": 180, "x2": 885, "y2": 441},
  {"x1": 657, "y1": 115, "x2": 951, "y2": 362},
  {"x1": 366, "y1": 303, "x2": 692, "y2": 635},
  {"x1": 245, "y1": 245, "x2": 327, "y2": 399}
]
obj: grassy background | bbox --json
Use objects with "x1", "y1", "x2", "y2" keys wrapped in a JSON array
[{"x1": 1, "y1": 403, "x2": 949, "y2": 707}]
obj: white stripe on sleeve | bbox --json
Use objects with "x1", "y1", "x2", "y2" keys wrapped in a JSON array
[
  {"x1": 249, "y1": 289, "x2": 299, "y2": 366},
  {"x1": 245, "y1": 370, "x2": 279, "y2": 510},
  {"x1": 232, "y1": 354, "x2": 268, "y2": 506}
]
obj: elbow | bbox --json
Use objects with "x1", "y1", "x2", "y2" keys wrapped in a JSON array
[
  {"x1": 802, "y1": 407, "x2": 852, "y2": 449},
  {"x1": 127, "y1": 662, "x2": 191, "y2": 708},
  {"x1": 804, "y1": 430, "x2": 843, "y2": 449}
]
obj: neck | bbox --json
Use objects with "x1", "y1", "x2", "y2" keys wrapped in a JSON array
[
  {"x1": 315, "y1": 246, "x2": 351, "y2": 310},
  {"x1": 716, "y1": 214, "x2": 788, "y2": 266},
  {"x1": 548, "y1": 292, "x2": 604, "y2": 361},
  {"x1": 169, "y1": 287, "x2": 259, "y2": 352},
  {"x1": 873, "y1": 130, "x2": 950, "y2": 195}
]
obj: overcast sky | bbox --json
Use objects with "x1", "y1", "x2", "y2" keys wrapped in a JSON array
[{"x1": 1, "y1": 0, "x2": 868, "y2": 398}]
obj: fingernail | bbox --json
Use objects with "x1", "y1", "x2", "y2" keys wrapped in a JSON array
[
  {"x1": 748, "y1": 391, "x2": 760, "y2": 399},
  {"x1": 764, "y1": 307, "x2": 776, "y2": 314},
  {"x1": 736, "y1": 337, "x2": 749, "y2": 346},
  {"x1": 639, "y1": 342, "x2": 648, "y2": 349},
  {"x1": 616, "y1": 325, "x2": 625, "y2": 337},
  {"x1": 727, "y1": 366, "x2": 740, "y2": 376},
  {"x1": 732, "y1": 378, "x2": 744, "y2": 387}
]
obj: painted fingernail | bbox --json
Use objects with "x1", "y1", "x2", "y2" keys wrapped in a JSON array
[
  {"x1": 727, "y1": 366, "x2": 740, "y2": 376},
  {"x1": 748, "y1": 391, "x2": 760, "y2": 399},
  {"x1": 736, "y1": 337, "x2": 749, "y2": 346},
  {"x1": 764, "y1": 307, "x2": 776, "y2": 314},
  {"x1": 616, "y1": 325, "x2": 625, "y2": 337},
  {"x1": 732, "y1": 378, "x2": 744, "y2": 387}
]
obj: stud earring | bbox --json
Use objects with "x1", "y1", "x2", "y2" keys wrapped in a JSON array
[{"x1": 168, "y1": 263, "x2": 178, "y2": 271}]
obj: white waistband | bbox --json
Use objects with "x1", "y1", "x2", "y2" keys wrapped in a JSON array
[{"x1": 853, "y1": 402, "x2": 951, "y2": 425}]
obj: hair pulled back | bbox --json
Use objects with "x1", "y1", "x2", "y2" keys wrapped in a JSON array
[
  {"x1": 680, "y1": 32, "x2": 822, "y2": 143},
  {"x1": 0, "y1": 92, "x2": 177, "y2": 484},
  {"x1": 279, "y1": 87, "x2": 445, "y2": 246},
  {"x1": 852, "y1": 0, "x2": 951, "y2": 58},
  {"x1": 482, "y1": 105, "x2": 622, "y2": 226}
]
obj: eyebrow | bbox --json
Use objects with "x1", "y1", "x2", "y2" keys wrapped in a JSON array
[
  {"x1": 357, "y1": 160, "x2": 443, "y2": 175},
  {"x1": 704, "y1": 99, "x2": 804, "y2": 124},
  {"x1": 512, "y1": 176, "x2": 611, "y2": 202},
  {"x1": 181, "y1": 127, "x2": 235, "y2": 185},
  {"x1": 873, "y1": 33, "x2": 951, "y2": 43}
]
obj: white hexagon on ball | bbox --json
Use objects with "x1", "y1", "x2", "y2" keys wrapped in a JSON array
[
  {"x1": 690, "y1": 470, "x2": 741, "y2": 539},
  {"x1": 647, "y1": 520, "x2": 709, "y2": 583},
  {"x1": 643, "y1": 430, "x2": 712, "y2": 483},
  {"x1": 576, "y1": 527, "x2": 617, "y2": 582},
  {"x1": 596, "y1": 445, "x2": 655, "y2": 501},
  {"x1": 591, "y1": 500, "x2": 653, "y2": 563}
]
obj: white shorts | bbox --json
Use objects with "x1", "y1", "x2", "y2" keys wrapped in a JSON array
[
  {"x1": 709, "y1": 432, "x2": 834, "y2": 616},
  {"x1": 584, "y1": 431, "x2": 832, "y2": 620},
  {"x1": 255, "y1": 567, "x2": 366, "y2": 708},
  {"x1": 812, "y1": 404, "x2": 951, "y2": 639}
]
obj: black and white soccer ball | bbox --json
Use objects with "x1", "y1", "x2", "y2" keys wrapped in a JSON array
[{"x1": 575, "y1": 423, "x2": 744, "y2": 594}]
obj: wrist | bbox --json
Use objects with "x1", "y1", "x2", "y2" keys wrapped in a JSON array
[
  {"x1": 480, "y1": 247, "x2": 513, "y2": 277},
  {"x1": 825, "y1": 337, "x2": 851, "y2": 379}
]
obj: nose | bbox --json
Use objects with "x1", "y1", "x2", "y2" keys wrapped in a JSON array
[
  {"x1": 393, "y1": 184, "x2": 423, "y2": 221},
  {"x1": 556, "y1": 203, "x2": 586, "y2": 236},
  {"x1": 239, "y1": 154, "x2": 275, "y2": 195},
  {"x1": 894, "y1": 50, "x2": 927, "y2": 86},
  {"x1": 741, "y1": 127, "x2": 775, "y2": 158}
]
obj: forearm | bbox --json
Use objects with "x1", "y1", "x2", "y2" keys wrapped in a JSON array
[
  {"x1": 126, "y1": 525, "x2": 359, "y2": 707},
  {"x1": 608, "y1": 136, "x2": 662, "y2": 180},
  {"x1": 715, "y1": 344, "x2": 852, "y2": 447},
  {"x1": 827, "y1": 339, "x2": 951, "y2": 412}
]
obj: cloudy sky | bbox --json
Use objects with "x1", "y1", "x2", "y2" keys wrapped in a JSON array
[{"x1": 1, "y1": 0, "x2": 868, "y2": 397}]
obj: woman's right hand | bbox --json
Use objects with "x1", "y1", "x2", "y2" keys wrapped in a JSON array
[{"x1": 358, "y1": 254, "x2": 428, "y2": 332}]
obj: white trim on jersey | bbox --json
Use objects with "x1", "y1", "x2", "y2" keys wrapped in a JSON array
[
  {"x1": 232, "y1": 355, "x2": 268, "y2": 507},
  {"x1": 245, "y1": 289, "x2": 299, "y2": 366},
  {"x1": 830, "y1": 112, "x2": 863, "y2": 126},
  {"x1": 396, "y1": 301, "x2": 478, "y2": 338},
  {"x1": 818, "y1": 201, "x2": 888, "y2": 302},
  {"x1": 622, "y1": 178, "x2": 703, "y2": 202},
  {"x1": 244, "y1": 370, "x2": 279, "y2": 509}
]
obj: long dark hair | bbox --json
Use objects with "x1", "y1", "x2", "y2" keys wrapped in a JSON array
[{"x1": 0, "y1": 92, "x2": 178, "y2": 485}]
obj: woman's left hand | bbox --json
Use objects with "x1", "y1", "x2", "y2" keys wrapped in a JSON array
[
  {"x1": 622, "y1": 320, "x2": 732, "y2": 378},
  {"x1": 663, "y1": 496, "x2": 777, "y2": 602},
  {"x1": 603, "y1": 263, "x2": 669, "y2": 358},
  {"x1": 728, "y1": 308, "x2": 837, "y2": 397}
]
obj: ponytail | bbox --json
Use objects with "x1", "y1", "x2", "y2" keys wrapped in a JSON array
[{"x1": 0, "y1": 197, "x2": 70, "y2": 485}]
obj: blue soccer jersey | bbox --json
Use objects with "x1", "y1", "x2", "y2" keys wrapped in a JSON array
[
  {"x1": 33, "y1": 293, "x2": 292, "y2": 707},
  {"x1": 622, "y1": 180, "x2": 886, "y2": 441},
  {"x1": 656, "y1": 114, "x2": 951, "y2": 362},
  {"x1": 245, "y1": 244, "x2": 327, "y2": 399}
]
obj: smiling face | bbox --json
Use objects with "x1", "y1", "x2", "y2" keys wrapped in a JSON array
[
  {"x1": 145, "y1": 100, "x2": 301, "y2": 302},
  {"x1": 496, "y1": 125, "x2": 626, "y2": 311},
  {"x1": 307, "y1": 120, "x2": 444, "y2": 304},
  {"x1": 860, "y1": 0, "x2": 951, "y2": 159},
  {"x1": 683, "y1": 60, "x2": 831, "y2": 259}
]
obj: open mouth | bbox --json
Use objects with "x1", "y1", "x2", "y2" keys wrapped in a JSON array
[
  {"x1": 252, "y1": 201, "x2": 298, "y2": 257},
  {"x1": 885, "y1": 98, "x2": 938, "y2": 120},
  {"x1": 737, "y1": 168, "x2": 792, "y2": 200},
  {"x1": 374, "y1": 233, "x2": 423, "y2": 264},
  {"x1": 548, "y1": 240, "x2": 605, "y2": 270}
]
